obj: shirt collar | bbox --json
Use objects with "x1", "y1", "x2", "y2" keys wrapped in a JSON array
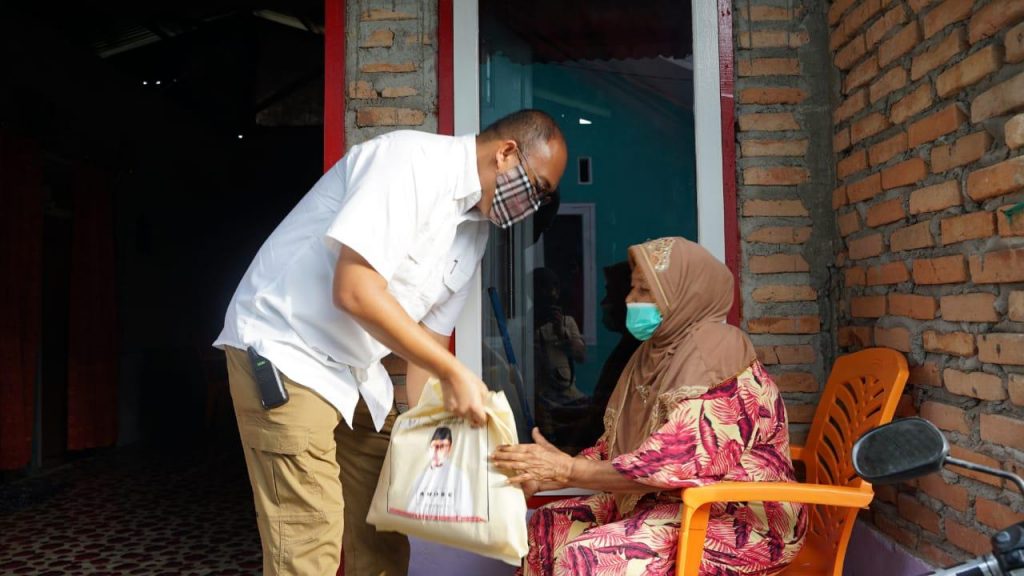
[{"x1": 456, "y1": 134, "x2": 485, "y2": 218}]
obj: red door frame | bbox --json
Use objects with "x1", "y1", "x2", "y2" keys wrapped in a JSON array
[
  {"x1": 324, "y1": 0, "x2": 741, "y2": 527},
  {"x1": 324, "y1": 0, "x2": 345, "y2": 170},
  {"x1": 325, "y1": 1, "x2": 455, "y2": 161},
  {"x1": 324, "y1": 7, "x2": 345, "y2": 575},
  {"x1": 718, "y1": 0, "x2": 741, "y2": 327},
  {"x1": 438, "y1": 0, "x2": 456, "y2": 354}
]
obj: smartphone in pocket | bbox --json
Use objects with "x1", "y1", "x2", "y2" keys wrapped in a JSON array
[{"x1": 246, "y1": 346, "x2": 289, "y2": 409}]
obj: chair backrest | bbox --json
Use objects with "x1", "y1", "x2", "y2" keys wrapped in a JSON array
[{"x1": 798, "y1": 347, "x2": 908, "y2": 572}]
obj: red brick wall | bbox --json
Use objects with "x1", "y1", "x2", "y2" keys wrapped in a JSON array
[
  {"x1": 345, "y1": 0, "x2": 437, "y2": 147},
  {"x1": 734, "y1": 2, "x2": 837, "y2": 445},
  {"x1": 829, "y1": 0, "x2": 1024, "y2": 564}
]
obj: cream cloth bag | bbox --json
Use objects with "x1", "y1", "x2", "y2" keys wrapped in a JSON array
[{"x1": 367, "y1": 379, "x2": 528, "y2": 565}]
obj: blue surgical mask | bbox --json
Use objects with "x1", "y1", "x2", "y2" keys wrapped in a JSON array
[{"x1": 625, "y1": 302, "x2": 662, "y2": 341}]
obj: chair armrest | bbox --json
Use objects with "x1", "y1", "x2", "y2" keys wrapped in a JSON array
[
  {"x1": 790, "y1": 445, "x2": 804, "y2": 462},
  {"x1": 534, "y1": 488, "x2": 599, "y2": 497},
  {"x1": 682, "y1": 482, "x2": 873, "y2": 510}
]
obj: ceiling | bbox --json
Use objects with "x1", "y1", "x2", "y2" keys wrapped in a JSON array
[
  {"x1": 37, "y1": 0, "x2": 324, "y2": 58},
  {"x1": 19, "y1": 0, "x2": 326, "y2": 131},
  {"x1": 13, "y1": 0, "x2": 693, "y2": 132},
  {"x1": 481, "y1": 0, "x2": 693, "y2": 63}
]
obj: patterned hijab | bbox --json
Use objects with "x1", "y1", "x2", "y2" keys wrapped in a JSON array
[{"x1": 604, "y1": 238, "x2": 757, "y2": 510}]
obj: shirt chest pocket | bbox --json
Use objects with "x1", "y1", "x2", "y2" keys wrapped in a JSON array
[
  {"x1": 407, "y1": 225, "x2": 455, "y2": 277},
  {"x1": 442, "y1": 256, "x2": 474, "y2": 294},
  {"x1": 395, "y1": 225, "x2": 457, "y2": 311}
]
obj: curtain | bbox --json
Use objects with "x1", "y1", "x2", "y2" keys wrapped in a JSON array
[
  {"x1": 0, "y1": 133, "x2": 43, "y2": 470},
  {"x1": 66, "y1": 164, "x2": 118, "y2": 450}
]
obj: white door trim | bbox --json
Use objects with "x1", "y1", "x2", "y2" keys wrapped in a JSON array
[
  {"x1": 453, "y1": 0, "x2": 484, "y2": 374},
  {"x1": 692, "y1": 1, "x2": 727, "y2": 263}
]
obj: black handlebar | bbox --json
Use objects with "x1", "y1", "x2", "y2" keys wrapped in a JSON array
[{"x1": 927, "y1": 522, "x2": 1024, "y2": 576}]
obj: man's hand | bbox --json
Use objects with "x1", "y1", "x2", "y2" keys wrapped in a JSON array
[
  {"x1": 440, "y1": 364, "x2": 488, "y2": 427},
  {"x1": 550, "y1": 306, "x2": 564, "y2": 332}
]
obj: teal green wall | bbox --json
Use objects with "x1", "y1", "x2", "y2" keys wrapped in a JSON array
[{"x1": 530, "y1": 63, "x2": 698, "y2": 394}]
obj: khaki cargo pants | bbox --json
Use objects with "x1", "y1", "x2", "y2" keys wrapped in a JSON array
[{"x1": 225, "y1": 347, "x2": 409, "y2": 576}]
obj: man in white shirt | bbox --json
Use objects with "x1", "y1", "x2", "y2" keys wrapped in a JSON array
[{"x1": 215, "y1": 109, "x2": 567, "y2": 576}]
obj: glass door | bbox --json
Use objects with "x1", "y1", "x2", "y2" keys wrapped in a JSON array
[
  {"x1": 478, "y1": 39, "x2": 538, "y2": 441},
  {"x1": 478, "y1": 0, "x2": 698, "y2": 453}
]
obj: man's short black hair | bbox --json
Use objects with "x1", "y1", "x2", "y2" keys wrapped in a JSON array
[
  {"x1": 480, "y1": 109, "x2": 564, "y2": 156},
  {"x1": 430, "y1": 427, "x2": 453, "y2": 443}
]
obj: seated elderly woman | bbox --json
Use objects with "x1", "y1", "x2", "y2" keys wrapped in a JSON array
[{"x1": 492, "y1": 237, "x2": 806, "y2": 576}]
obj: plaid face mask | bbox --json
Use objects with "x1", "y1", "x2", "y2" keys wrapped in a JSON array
[{"x1": 488, "y1": 163, "x2": 541, "y2": 229}]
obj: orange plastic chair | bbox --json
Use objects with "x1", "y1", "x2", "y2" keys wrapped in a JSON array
[{"x1": 675, "y1": 347, "x2": 909, "y2": 576}]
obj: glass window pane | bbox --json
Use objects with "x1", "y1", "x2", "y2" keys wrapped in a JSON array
[{"x1": 479, "y1": 0, "x2": 696, "y2": 452}]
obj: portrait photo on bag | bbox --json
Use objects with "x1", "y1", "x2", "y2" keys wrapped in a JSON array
[{"x1": 390, "y1": 419, "x2": 486, "y2": 522}]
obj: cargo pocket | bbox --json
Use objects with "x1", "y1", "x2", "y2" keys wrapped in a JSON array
[{"x1": 242, "y1": 423, "x2": 333, "y2": 568}]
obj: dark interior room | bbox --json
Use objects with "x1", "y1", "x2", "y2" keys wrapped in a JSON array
[{"x1": 1, "y1": 1, "x2": 325, "y2": 571}]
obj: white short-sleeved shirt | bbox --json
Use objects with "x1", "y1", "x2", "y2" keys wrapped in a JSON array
[{"x1": 214, "y1": 131, "x2": 490, "y2": 431}]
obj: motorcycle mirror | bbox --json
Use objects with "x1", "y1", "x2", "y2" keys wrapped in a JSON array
[{"x1": 853, "y1": 418, "x2": 949, "y2": 485}]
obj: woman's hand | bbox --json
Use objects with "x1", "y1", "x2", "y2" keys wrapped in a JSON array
[
  {"x1": 521, "y1": 479, "x2": 542, "y2": 499},
  {"x1": 491, "y1": 428, "x2": 574, "y2": 486}
]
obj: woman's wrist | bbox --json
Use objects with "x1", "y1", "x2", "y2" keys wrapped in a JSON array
[{"x1": 561, "y1": 454, "x2": 580, "y2": 485}]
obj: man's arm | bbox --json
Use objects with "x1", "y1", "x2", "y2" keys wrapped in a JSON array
[
  {"x1": 566, "y1": 318, "x2": 586, "y2": 363},
  {"x1": 333, "y1": 247, "x2": 487, "y2": 425},
  {"x1": 406, "y1": 326, "x2": 451, "y2": 407}
]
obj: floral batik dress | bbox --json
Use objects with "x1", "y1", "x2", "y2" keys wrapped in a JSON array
[{"x1": 520, "y1": 361, "x2": 807, "y2": 576}]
